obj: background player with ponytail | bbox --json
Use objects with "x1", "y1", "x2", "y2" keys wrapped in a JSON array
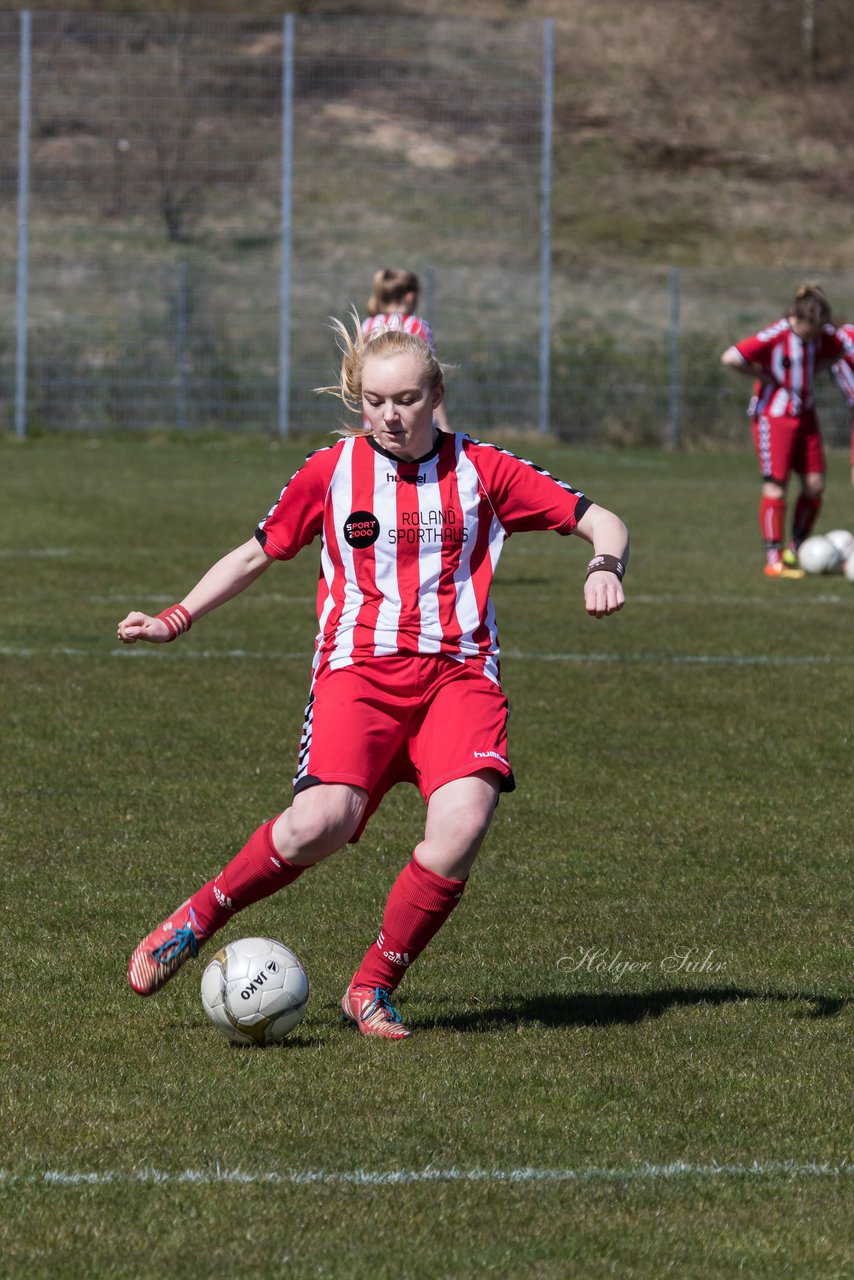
[
  {"x1": 118, "y1": 315, "x2": 628, "y2": 1041},
  {"x1": 361, "y1": 267, "x2": 452, "y2": 432}
]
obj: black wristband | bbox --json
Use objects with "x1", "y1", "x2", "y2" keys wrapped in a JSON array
[{"x1": 585, "y1": 554, "x2": 626, "y2": 582}]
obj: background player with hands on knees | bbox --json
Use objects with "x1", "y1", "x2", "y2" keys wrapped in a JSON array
[
  {"x1": 118, "y1": 315, "x2": 628, "y2": 1040},
  {"x1": 721, "y1": 283, "x2": 854, "y2": 579}
]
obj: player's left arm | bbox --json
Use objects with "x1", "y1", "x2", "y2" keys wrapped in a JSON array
[{"x1": 572, "y1": 504, "x2": 629, "y2": 619}]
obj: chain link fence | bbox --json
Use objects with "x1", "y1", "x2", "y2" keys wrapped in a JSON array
[
  {"x1": 552, "y1": 264, "x2": 854, "y2": 450},
  {"x1": 0, "y1": 11, "x2": 852, "y2": 445}
]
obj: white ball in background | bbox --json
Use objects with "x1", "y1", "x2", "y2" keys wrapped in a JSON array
[
  {"x1": 824, "y1": 530, "x2": 854, "y2": 564},
  {"x1": 797, "y1": 535, "x2": 841, "y2": 575}
]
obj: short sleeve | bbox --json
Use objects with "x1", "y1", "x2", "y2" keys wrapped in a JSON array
[
  {"x1": 734, "y1": 333, "x2": 768, "y2": 366},
  {"x1": 464, "y1": 439, "x2": 590, "y2": 535},
  {"x1": 255, "y1": 445, "x2": 340, "y2": 560}
]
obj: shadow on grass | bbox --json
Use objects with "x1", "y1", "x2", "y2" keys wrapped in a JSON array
[{"x1": 417, "y1": 987, "x2": 848, "y2": 1032}]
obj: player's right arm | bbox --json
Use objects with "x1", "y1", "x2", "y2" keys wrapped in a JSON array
[
  {"x1": 117, "y1": 537, "x2": 273, "y2": 645},
  {"x1": 720, "y1": 342, "x2": 770, "y2": 381},
  {"x1": 721, "y1": 327, "x2": 782, "y2": 386},
  {"x1": 720, "y1": 345, "x2": 751, "y2": 372},
  {"x1": 116, "y1": 445, "x2": 337, "y2": 645}
]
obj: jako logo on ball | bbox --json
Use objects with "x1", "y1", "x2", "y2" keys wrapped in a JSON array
[
  {"x1": 240, "y1": 959, "x2": 280, "y2": 1000},
  {"x1": 343, "y1": 511, "x2": 380, "y2": 548}
]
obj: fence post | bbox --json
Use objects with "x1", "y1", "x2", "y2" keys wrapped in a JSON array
[
  {"x1": 537, "y1": 17, "x2": 554, "y2": 435},
  {"x1": 668, "y1": 265, "x2": 680, "y2": 449},
  {"x1": 278, "y1": 12, "x2": 295, "y2": 439},
  {"x1": 423, "y1": 263, "x2": 436, "y2": 332},
  {"x1": 176, "y1": 261, "x2": 188, "y2": 431},
  {"x1": 15, "y1": 10, "x2": 31, "y2": 440}
]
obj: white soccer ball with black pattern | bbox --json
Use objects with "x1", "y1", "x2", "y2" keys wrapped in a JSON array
[{"x1": 200, "y1": 937, "x2": 309, "y2": 1045}]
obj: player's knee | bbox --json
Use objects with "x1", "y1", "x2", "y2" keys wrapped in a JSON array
[
  {"x1": 417, "y1": 791, "x2": 499, "y2": 876},
  {"x1": 272, "y1": 786, "x2": 365, "y2": 861},
  {"x1": 415, "y1": 827, "x2": 489, "y2": 880}
]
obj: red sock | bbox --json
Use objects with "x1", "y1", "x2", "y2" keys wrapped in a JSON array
[
  {"x1": 759, "y1": 496, "x2": 786, "y2": 562},
  {"x1": 351, "y1": 855, "x2": 467, "y2": 994},
  {"x1": 791, "y1": 494, "x2": 822, "y2": 547},
  {"x1": 189, "y1": 819, "x2": 305, "y2": 936}
]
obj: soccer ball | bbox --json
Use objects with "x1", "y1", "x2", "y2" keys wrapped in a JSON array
[
  {"x1": 200, "y1": 937, "x2": 309, "y2": 1046},
  {"x1": 797, "y1": 535, "x2": 841, "y2": 575},
  {"x1": 824, "y1": 529, "x2": 854, "y2": 563}
]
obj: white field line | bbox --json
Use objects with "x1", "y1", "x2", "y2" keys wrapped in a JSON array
[
  {"x1": 84, "y1": 594, "x2": 317, "y2": 605},
  {"x1": 3, "y1": 646, "x2": 854, "y2": 669},
  {"x1": 0, "y1": 647, "x2": 311, "y2": 661},
  {"x1": 628, "y1": 593, "x2": 851, "y2": 606},
  {"x1": 88, "y1": 592, "x2": 853, "y2": 608},
  {"x1": 0, "y1": 1160, "x2": 849, "y2": 1188},
  {"x1": 0, "y1": 547, "x2": 223, "y2": 558},
  {"x1": 503, "y1": 650, "x2": 854, "y2": 667}
]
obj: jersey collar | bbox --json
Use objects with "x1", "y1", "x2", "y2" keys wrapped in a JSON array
[{"x1": 366, "y1": 430, "x2": 447, "y2": 466}]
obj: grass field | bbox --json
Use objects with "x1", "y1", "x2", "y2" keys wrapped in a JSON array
[{"x1": 1, "y1": 436, "x2": 852, "y2": 1279}]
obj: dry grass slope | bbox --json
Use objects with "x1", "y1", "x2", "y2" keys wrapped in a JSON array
[{"x1": 13, "y1": 0, "x2": 854, "y2": 269}]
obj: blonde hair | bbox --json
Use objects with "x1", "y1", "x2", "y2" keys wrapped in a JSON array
[
  {"x1": 793, "y1": 283, "x2": 831, "y2": 328},
  {"x1": 317, "y1": 310, "x2": 444, "y2": 433},
  {"x1": 366, "y1": 268, "x2": 420, "y2": 317}
]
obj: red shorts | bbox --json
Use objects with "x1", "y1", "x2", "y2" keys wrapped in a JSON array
[
  {"x1": 293, "y1": 655, "x2": 515, "y2": 840},
  {"x1": 752, "y1": 410, "x2": 825, "y2": 484}
]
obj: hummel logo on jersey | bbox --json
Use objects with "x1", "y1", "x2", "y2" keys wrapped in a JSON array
[
  {"x1": 387, "y1": 471, "x2": 425, "y2": 484},
  {"x1": 343, "y1": 510, "x2": 381, "y2": 548},
  {"x1": 474, "y1": 749, "x2": 509, "y2": 766}
]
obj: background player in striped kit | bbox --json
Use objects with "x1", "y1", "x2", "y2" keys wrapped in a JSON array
[
  {"x1": 119, "y1": 317, "x2": 629, "y2": 1040},
  {"x1": 361, "y1": 267, "x2": 452, "y2": 432},
  {"x1": 720, "y1": 283, "x2": 854, "y2": 578},
  {"x1": 830, "y1": 322, "x2": 854, "y2": 488}
]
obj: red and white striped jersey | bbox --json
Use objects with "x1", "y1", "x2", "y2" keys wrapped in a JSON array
[
  {"x1": 735, "y1": 319, "x2": 854, "y2": 419},
  {"x1": 256, "y1": 433, "x2": 590, "y2": 682},
  {"x1": 831, "y1": 323, "x2": 854, "y2": 410},
  {"x1": 361, "y1": 313, "x2": 437, "y2": 355}
]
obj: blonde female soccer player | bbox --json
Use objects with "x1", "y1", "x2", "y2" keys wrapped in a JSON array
[{"x1": 119, "y1": 317, "x2": 628, "y2": 1040}]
